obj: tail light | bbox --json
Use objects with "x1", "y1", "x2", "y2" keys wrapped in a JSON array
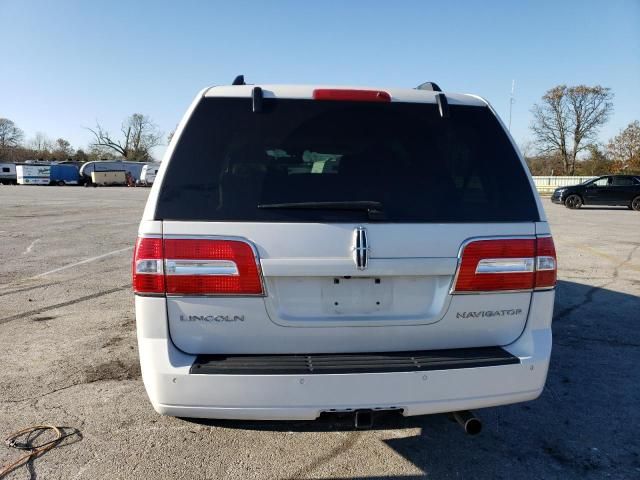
[
  {"x1": 133, "y1": 237, "x2": 164, "y2": 294},
  {"x1": 313, "y1": 89, "x2": 391, "y2": 102},
  {"x1": 534, "y1": 236, "x2": 557, "y2": 288},
  {"x1": 452, "y1": 237, "x2": 556, "y2": 293},
  {"x1": 132, "y1": 237, "x2": 264, "y2": 296}
]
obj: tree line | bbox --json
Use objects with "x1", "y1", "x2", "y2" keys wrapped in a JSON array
[{"x1": 0, "y1": 113, "x2": 165, "y2": 163}]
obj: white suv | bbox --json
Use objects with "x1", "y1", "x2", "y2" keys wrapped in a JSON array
[{"x1": 133, "y1": 79, "x2": 556, "y2": 428}]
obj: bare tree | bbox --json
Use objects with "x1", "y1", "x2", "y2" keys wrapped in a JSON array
[
  {"x1": 30, "y1": 132, "x2": 53, "y2": 154},
  {"x1": 88, "y1": 113, "x2": 163, "y2": 161},
  {"x1": 0, "y1": 118, "x2": 24, "y2": 159},
  {"x1": 52, "y1": 138, "x2": 74, "y2": 159},
  {"x1": 73, "y1": 149, "x2": 89, "y2": 163},
  {"x1": 0, "y1": 118, "x2": 24, "y2": 161},
  {"x1": 531, "y1": 85, "x2": 613, "y2": 175},
  {"x1": 87, "y1": 144, "x2": 118, "y2": 161},
  {"x1": 607, "y1": 120, "x2": 640, "y2": 172}
]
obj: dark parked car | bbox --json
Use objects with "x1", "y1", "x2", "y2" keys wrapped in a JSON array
[{"x1": 551, "y1": 175, "x2": 640, "y2": 210}]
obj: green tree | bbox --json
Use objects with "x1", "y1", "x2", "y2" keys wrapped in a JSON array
[{"x1": 575, "y1": 145, "x2": 613, "y2": 176}]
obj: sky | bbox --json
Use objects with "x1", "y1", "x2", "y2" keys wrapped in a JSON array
[{"x1": 1, "y1": 0, "x2": 639, "y2": 160}]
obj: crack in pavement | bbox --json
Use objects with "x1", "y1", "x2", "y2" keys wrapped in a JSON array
[
  {"x1": 0, "y1": 284, "x2": 131, "y2": 325},
  {"x1": 554, "y1": 245, "x2": 639, "y2": 323},
  {"x1": 44, "y1": 403, "x2": 87, "y2": 430},
  {"x1": 0, "y1": 282, "x2": 60, "y2": 298},
  {"x1": 555, "y1": 336, "x2": 640, "y2": 348},
  {"x1": 284, "y1": 432, "x2": 363, "y2": 480},
  {"x1": 2, "y1": 359, "x2": 140, "y2": 405},
  {"x1": 1, "y1": 374, "x2": 137, "y2": 405},
  {"x1": 553, "y1": 281, "x2": 611, "y2": 322},
  {"x1": 2, "y1": 380, "x2": 98, "y2": 404}
]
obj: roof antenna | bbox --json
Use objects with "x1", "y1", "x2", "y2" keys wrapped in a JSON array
[
  {"x1": 232, "y1": 75, "x2": 245, "y2": 86},
  {"x1": 436, "y1": 93, "x2": 450, "y2": 118},
  {"x1": 416, "y1": 82, "x2": 442, "y2": 92}
]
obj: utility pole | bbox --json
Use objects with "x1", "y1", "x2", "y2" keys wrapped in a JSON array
[{"x1": 508, "y1": 80, "x2": 516, "y2": 132}]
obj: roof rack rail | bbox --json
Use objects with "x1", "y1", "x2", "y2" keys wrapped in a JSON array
[
  {"x1": 232, "y1": 75, "x2": 245, "y2": 86},
  {"x1": 416, "y1": 82, "x2": 442, "y2": 92}
]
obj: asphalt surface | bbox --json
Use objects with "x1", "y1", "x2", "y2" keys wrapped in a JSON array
[{"x1": 0, "y1": 186, "x2": 639, "y2": 480}]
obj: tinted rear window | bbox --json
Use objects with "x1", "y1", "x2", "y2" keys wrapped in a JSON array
[
  {"x1": 156, "y1": 98, "x2": 539, "y2": 222},
  {"x1": 612, "y1": 176, "x2": 638, "y2": 186}
]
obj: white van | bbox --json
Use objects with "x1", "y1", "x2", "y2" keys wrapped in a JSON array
[{"x1": 133, "y1": 80, "x2": 556, "y2": 430}]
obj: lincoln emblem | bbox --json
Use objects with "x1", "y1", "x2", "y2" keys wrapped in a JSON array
[{"x1": 352, "y1": 226, "x2": 369, "y2": 270}]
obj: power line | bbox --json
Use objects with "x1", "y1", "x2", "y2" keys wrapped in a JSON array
[{"x1": 508, "y1": 80, "x2": 516, "y2": 132}]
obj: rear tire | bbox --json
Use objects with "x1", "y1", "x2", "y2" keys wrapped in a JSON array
[
  {"x1": 632, "y1": 196, "x2": 640, "y2": 212},
  {"x1": 57, "y1": 180, "x2": 65, "y2": 186},
  {"x1": 565, "y1": 194, "x2": 582, "y2": 209}
]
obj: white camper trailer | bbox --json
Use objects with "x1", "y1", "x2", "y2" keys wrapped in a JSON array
[
  {"x1": 16, "y1": 165, "x2": 51, "y2": 185},
  {"x1": 0, "y1": 163, "x2": 17, "y2": 184},
  {"x1": 140, "y1": 164, "x2": 160, "y2": 186},
  {"x1": 79, "y1": 161, "x2": 149, "y2": 185}
]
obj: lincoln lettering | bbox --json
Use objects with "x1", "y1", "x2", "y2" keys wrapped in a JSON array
[
  {"x1": 179, "y1": 315, "x2": 245, "y2": 322},
  {"x1": 456, "y1": 309, "x2": 522, "y2": 319}
]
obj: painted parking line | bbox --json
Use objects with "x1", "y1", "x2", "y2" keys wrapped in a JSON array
[
  {"x1": 32, "y1": 246, "x2": 134, "y2": 278},
  {"x1": 22, "y1": 238, "x2": 41, "y2": 255}
]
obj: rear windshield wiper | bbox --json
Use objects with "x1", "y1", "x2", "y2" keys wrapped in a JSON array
[{"x1": 257, "y1": 201, "x2": 386, "y2": 220}]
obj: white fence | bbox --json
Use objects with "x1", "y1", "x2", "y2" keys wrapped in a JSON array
[{"x1": 532, "y1": 176, "x2": 596, "y2": 194}]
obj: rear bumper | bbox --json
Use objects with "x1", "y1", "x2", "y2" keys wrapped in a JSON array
[{"x1": 137, "y1": 292, "x2": 553, "y2": 420}]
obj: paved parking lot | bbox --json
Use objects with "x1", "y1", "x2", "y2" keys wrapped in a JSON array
[{"x1": 1, "y1": 186, "x2": 639, "y2": 480}]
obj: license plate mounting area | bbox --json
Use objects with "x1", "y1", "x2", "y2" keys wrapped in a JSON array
[{"x1": 322, "y1": 277, "x2": 392, "y2": 314}]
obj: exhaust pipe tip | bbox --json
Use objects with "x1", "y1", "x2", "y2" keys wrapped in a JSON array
[{"x1": 452, "y1": 410, "x2": 482, "y2": 435}]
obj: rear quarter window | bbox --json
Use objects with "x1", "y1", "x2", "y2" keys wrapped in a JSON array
[
  {"x1": 155, "y1": 98, "x2": 539, "y2": 223},
  {"x1": 612, "y1": 176, "x2": 636, "y2": 186}
]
